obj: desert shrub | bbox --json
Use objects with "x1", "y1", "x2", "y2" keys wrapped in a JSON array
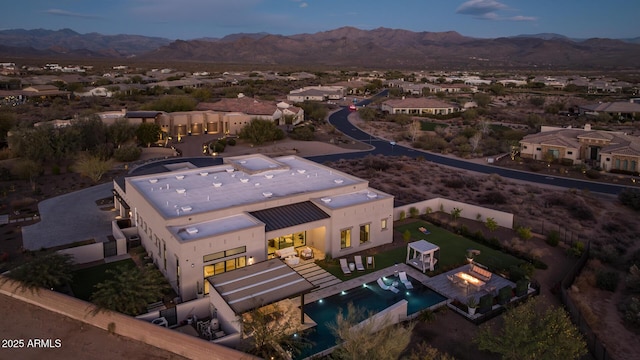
[
  {"x1": 560, "y1": 158, "x2": 574, "y2": 166},
  {"x1": 527, "y1": 162, "x2": 544, "y2": 172},
  {"x1": 568, "y1": 241, "x2": 585, "y2": 258},
  {"x1": 596, "y1": 270, "x2": 620, "y2": 291},
  {"x1": 498, "y1": 286, "x2": 513, "y2": 304},
  {"x1": 289, "y1": 126, "x2": 315, "y2": 141},
  {"x1": 226, "y1": 137, "x2": 236, "y2": 146},
  {"x1": 545, "y1": 230, "x2": 560, "y2": 247},
  {"x1": 403, "y1": 229, "x2": 411, "y2": 242},
  {"x1": 399, "y1": 210, "x2": 406, "y2": 220},
  {"x1": 362, "y1": 155, "x2": 391, "y2": 171},
  {"x1": 516, "y1": 226, "x2": 533, "y2": 241},
  {"x1": 621, "y1": 297, "x2": 640, "y2": 328},
  {"x1": 567, "y1": 202, "x2": 594, "y2": 221},
  {"x1": 479, "y1": 190, "x2": 507, "y2": 205},
  {"x1": 585, "y1": 169, "x2": 601, "y2": 179},
  {"x1": 618, "y1": 188, "x2": 640, "y2": 211},
  {"x1": 113, "y1": 145, "x2": 141, "y2": 162},
  {"x1": 51, "y1": 165, "x2": 61, "y2": 175},
  {"x1": 627, "y1": 265, "x2": 640, "y2": 293},
  {"x1": 409, "y1": 207, "x2": 419, "y2": 218},
  {"x1": 443, "y1": 178, "x2": 465, "y2": 189}
]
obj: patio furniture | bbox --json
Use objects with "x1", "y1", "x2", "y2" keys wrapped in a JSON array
[
  {"x1": 399, "y1": 271, "x2": 414, "y2": 289},
  {"x1": 406, "y1": 240, "x2": 440, "y2": 272},
  {"x1": 354, "y1": 255, "x2": 365, "y2": 271},
  {"x1": 285, "y1": 255, "x2": 299, "y2": 266},
  {"x1": 340, "y1": 258, "x2": 352, "y2": 275},
  {"x1": 366, "y1": 256, "x2": 375, "y2": 269},
  {"x1": 275, "y1": 246, "x2": 297, "y2": 259},
  {"x1": 418, "y1": 226, "x2": 431, "y2": 235},
  {"x1": 299, "y1": 247, "x2": 314, "y2": 260},
  {"x1": 377, "y1": 278, "x2": 400, "y2": 293},
  {"x1": 469, "y1": 264, "x2": 492, "y2": 281}
]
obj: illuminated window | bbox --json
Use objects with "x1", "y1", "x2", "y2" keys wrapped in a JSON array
[
  {"x1": 360, "y1": 223, "x2": 370, "y2": 244},
  {"x1": 381, "y1": 218, "x2": 388, "y2": 230},
  {"x1": 340, "y1": 228, "x2": 351, "y2": 249}
]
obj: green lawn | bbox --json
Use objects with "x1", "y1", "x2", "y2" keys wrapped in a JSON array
[
  {"x1": 70, "y1": 259, "x2": 135, "y2": 301},
  {"x1": 395, "y1": 221, "x2": 523, "y2": 272},
  {"x1": 318, "y1": 220, "x2": 523, "y2": 281}
]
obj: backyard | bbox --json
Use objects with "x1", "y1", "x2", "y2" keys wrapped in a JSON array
[{"x1": 318, "y1": 219, "x2": 524, "y2": 282}]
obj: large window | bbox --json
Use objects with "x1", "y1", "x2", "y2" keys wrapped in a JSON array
[
  {"x1": 359, "y1": 223, "x2": 370, "y2": 244},
  {"x1": 340, "y1": 228, "x2": 351, "y2": 249},
  {"x1": 203, "y1": 256, "x2": 246, "y2": 294},
  {"x1": 267, "y1": 232, "x2": 306, "y2": 257},
  {"x1": 203, "y1": 246, "x2": 246, "y2": 263}
]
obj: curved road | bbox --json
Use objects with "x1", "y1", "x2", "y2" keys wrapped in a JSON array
[{"x1": 307, "y1": 94, "x2": 634, "y2": 195}]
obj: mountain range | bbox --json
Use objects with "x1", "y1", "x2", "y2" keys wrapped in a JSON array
[{"x1": 1, "y1": 27, "x2": 639, "y2": 70}]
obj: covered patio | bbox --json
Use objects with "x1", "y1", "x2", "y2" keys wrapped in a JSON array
[{"x1": 406, "y1": 239, "x2": 440, "y2": 272}]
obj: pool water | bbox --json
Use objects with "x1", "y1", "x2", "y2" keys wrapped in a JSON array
[{"x1": 294, "y1": 275, "x2": 447, "y2": 359}]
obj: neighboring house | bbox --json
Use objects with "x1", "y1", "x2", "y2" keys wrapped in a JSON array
[
  {"x1": 286, "y1": 86, "x2": 345, "y2": 102},
  {"x1": 75, "y1": 86, "x2": 113, "y2": 97},
  {"x1": 21, "y1": 85, "x2": 70, "y2": 100},
  {"x1": 579, "y1": 101, "x2": 640, "y2": 120},
  {"x1": 112, "y1": 154, "x2": 394, "y2": 300},
  {"x1": 519, "y1": 124, "x2": 640, "y2": 173},
  {"x1": 381, "y1": 97, "x2": 462, "y2": 115}
]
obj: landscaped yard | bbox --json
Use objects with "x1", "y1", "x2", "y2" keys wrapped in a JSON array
[
  {"x1": 70, "y1": 259, "x2": 135, "y2": 301},
  {"x1": 318, "y1": 219, "x2": 524, "y2": 281}
]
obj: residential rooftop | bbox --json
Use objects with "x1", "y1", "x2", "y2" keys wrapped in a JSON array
[{"x1": 126, "y1": 155, "x2": 382, "y2": 219}]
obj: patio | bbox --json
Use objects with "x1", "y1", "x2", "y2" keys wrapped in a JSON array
[{"x1": 424, "y1": 264, "x2": 515, "y2": 304}]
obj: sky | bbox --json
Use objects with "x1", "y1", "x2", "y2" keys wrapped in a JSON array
[{"x1": 2, "y1": 0, "x2": 639, "y2": 40}]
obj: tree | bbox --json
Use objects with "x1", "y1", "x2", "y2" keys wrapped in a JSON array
[
  {"x1": 135, "y1": 122, "x2": 162, "y2": 147},
  {"x1": 240, "y1": 301, "x2": 309, "y2": 359},
  {"x1": 485, "y1": 217, "x2": 498, "y2": 232},
  {"x1": 0, "y1": 110, "x2": 16, "y2": 143},
  {"x1": 71, "y1": 115, "x2": 107, "y2": 153},
  {"x1": 5, "y1": 253, "x2": 74, "y2": 292},
  {"x1": 330, "y1": 303, "x2": 414, "y2": 360},
  {"x1": 108, "y1": 118, "x2": 137, "y2": 148},
  {"x1": 91, "y1": 265, "x2": 169, "y2": 316},
  {"x1": 239, "y1": 118, "x2": 284, "y2": 145},
  {"x1": 473, "y1": 93, "x2": 491, "y2": 108},
  {"x1": 407, "y1": 342, "x2": 456, "y2": 360},
  {"x1": 74, "y1": 155, "x2": 113, "y2": 183},
  {"x1": 475, "y1": 298, "x2": 587, "y2": 360},
  {"x1": 358, "y1": 107, "x2": 377, "y2": 121},
  {"x1": 11, "y1": 159, "x2": 42, "y2": 191},
  {"x1": 469, "y1": 132, "x2": 482, "y2": 154}
]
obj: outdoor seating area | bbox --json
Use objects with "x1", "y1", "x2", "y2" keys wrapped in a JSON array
[
  {"x1": 406, "y1": 239, "x2": 440, "y2": 272},
  {"x1": 399, "y1": 271, "x2": 413, "y2": 289}
]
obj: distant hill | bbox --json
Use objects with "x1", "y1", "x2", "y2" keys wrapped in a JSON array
[
  {"x1": 1, "y1": 27, "x2": 639, "y2": 70},
  {"x1": 0, "y1": 28, "x2": 171, "y2": 58}
]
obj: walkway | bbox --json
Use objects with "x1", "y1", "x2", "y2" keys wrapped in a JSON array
[{"x1": 291, "y1": 260, "x2": 341, "y2": 292}]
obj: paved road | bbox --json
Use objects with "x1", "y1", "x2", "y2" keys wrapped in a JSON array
[{"x1": 307, "y1": 94, "x2": 634, "y2": 196}]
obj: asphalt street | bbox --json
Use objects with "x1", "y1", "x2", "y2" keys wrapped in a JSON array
[{"x1": 307, "y1": 94, "x2": 635, "y2": 196}]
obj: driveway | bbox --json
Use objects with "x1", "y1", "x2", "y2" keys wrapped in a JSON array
[{"x1": 22, "y1": 183, "x2": 116, "y2": 250}]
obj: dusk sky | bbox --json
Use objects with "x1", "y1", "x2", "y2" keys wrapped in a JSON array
[{"x1": 2, "y1": 0, "x2": 639, "y2": 40}]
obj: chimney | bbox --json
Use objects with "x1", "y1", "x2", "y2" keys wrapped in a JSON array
[{"x1": 584, "y1": 124, "x2": 591, "y2": 131}]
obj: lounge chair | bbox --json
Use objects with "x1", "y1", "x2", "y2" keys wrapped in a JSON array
[
  {"x1": 399, "y1": 271, "x2": 413, "y2": 289},
  {"x1": 340, "y1": 258, "x2": 352, "y2": 275},
  {"x1": 377, "y1": 278, "x2": 400, "y2": 293},
  {"x1": 366, "y1": 256, "x2": 375, "y2": 269},
  {"x1": 354, "y1": 255, "x2": 365, "y2": 271}
]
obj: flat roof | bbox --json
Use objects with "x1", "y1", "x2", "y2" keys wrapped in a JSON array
[
  {"x1": 208, "y1": 258, "x2": 316, "y2": 314},
  {"x1": 127, "y1": 155, "x2": 364, "y2": 218},
  {"x1": 167, "y1": 214, "x2": 261, "y2": 242},
  {"x1": 314, "y1": 189, "x2": 389, "y2": 209}
]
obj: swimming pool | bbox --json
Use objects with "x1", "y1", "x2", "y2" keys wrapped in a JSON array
[{"x1": 294, "y1": 275, "x2": 447, "y2": 359}]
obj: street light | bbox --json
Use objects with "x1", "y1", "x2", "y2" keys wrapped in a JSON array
[{"x1": 390, "y1": 141, "x2": 396, "y2": 155}]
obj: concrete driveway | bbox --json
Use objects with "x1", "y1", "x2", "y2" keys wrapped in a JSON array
[{"x1": 22, "y1": 183, "x2": 117, "y2": 250}]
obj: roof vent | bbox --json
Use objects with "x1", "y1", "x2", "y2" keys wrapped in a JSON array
[
  {"x1": 321, "y1": 197, "x2": 331, "y2": 203},
  {"x1": 200, "y1": 172, "x2": 208, "y2": 176},
  {"x1": 334, "y1": 179, "x2": 344, "y2": 184},
  {"x1": 212, "y1": 182, "x2": 222, "y2": 187},
  {"x1": 262, "y1": 192, "x2": 273, "y2": 198},
  {"x1": 176, "y1": 188, "x2": 186, "y2": 194},
  {"x1": 176, "y1": 175, "x2": 185, "y2": 180},
  {"x1": 367, "y1": 192, "x2": 378, "y2": 199},
  {"x1": 226, "y1": 168, "x2": 234, "y2": 173},
  {"x1": 181, "y1": 205, "x2": 192, "y2": 212},
  {"x1": 149, "y1": 179, "x2": 158, "y2": 184},
  {"x1": 297, "y1": 169, "x2": 306, "y2": 174},
  {"x1": 186, "y1": 227, "x2": 198, "y2": 235},
  {"x1": 240, "y1": 178, "x2": 249, "y2": 183},
  {"x1": 264, "y1": 174, "x2": 274, "y2": 179}
]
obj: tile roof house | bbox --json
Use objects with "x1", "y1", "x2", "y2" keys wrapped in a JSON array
[
  {"x1": 519, "y1": 124, "x2": 640, "y2": 173},
  {"x1": 579, "y1": 101, "x2": 640, "y2": 120}
]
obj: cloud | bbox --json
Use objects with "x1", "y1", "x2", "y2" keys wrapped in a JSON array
[
  {"x1": 456, "y1": 0, "x2": 506, "y2": 15},
  {"x1": 456, "y1": 0, "x2": 536, "y2": 21},
  {"x1": 299, "y1": 2, "x2": 308, "y2": 8},
  {"x1": 45, "y1": 9, "x2": 102, "y2": 19}
]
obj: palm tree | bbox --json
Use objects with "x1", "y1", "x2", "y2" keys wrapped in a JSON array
[
  {"x1": 4, "y1": 253, "x2": 74, "y2": 292},
  {"x1": 91, "y1": 265, "x2": 170, "y2": 316}
]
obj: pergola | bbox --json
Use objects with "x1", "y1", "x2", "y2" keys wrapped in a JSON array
[{"x1": 406, "y1": 240, "x2": 440, "y2": 273}]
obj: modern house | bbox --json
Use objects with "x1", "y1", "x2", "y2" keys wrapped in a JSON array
[
  {"x1": 381, "y1": 97, "x2": 462, "y2": 115},
  {"x1": 519, "y1": 124, "x2": 640, "y2": 173},
  {"x1": 112, "y1": 154, "x2": 394, "y2": 301}
]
